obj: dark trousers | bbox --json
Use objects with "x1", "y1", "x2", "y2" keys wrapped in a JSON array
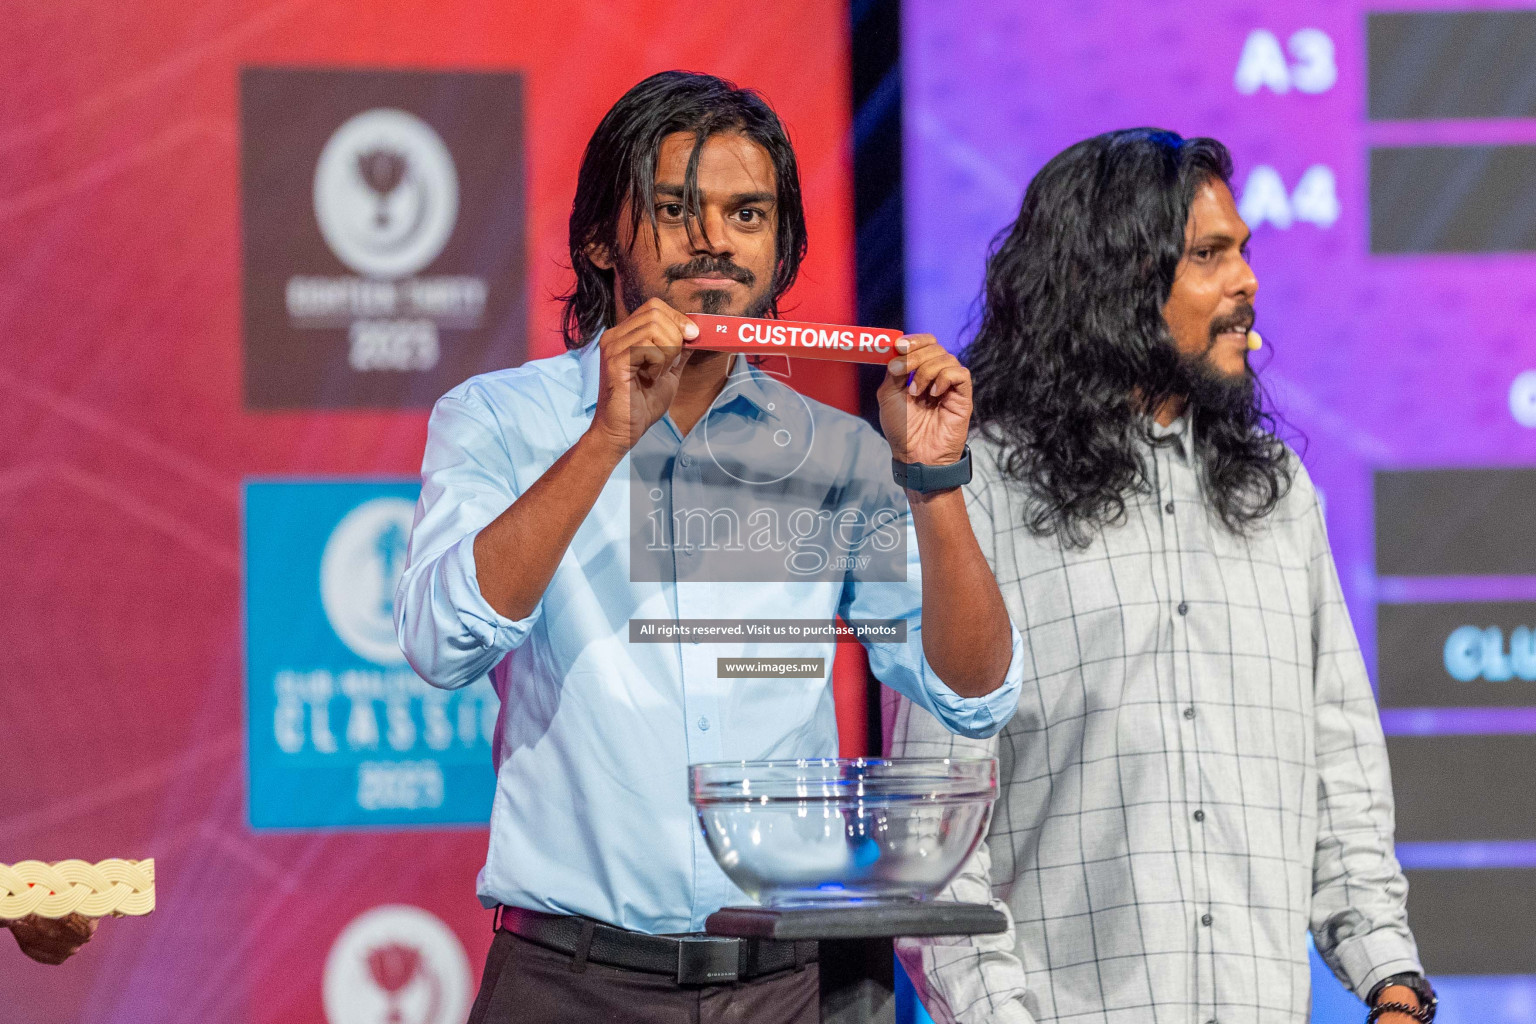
[{"x1": 467, "y1": 929, "x2": 821, "y2": 1024}]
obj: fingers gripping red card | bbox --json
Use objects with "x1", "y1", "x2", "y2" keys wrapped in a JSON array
[{"x1": 686, "y1": 315, "x2": 904, "y2": 365}]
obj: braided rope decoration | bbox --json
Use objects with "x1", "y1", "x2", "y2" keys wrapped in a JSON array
[{"x1": 0, "y1": 860, "x2": 155, "y2": 919}]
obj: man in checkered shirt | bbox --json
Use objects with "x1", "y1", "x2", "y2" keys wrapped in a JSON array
[{"x1": 892, "y1": 129, "x2": 1432, "y2": 1024}]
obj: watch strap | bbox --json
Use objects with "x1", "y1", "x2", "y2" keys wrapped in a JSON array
[
  {"x1": 1367, "y1": 973, "x2": 1436, "y2": 1022},
  {"x1": 892, "y1": 445, "x2": 972, "y2": 493}
]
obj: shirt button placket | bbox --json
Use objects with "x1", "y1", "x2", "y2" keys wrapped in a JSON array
[
  {"x1": 675, "y1": 443, "x2": 712, "y2": 758},
  {"x1": 671, "y1": 441, "x2": 694, "y2": 922}
]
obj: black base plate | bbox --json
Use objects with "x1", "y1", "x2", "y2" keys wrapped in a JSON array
[{"x1": 705, "y1": 901, "x2": 1007, "y2": 941}]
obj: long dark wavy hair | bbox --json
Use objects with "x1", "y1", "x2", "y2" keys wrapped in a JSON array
[
  {"x1": 561, "y1": 71, "x2": 808, "y2": 348},
  {"x1": 966, "y1": 128, "x2": 1291, "y2": 547}
]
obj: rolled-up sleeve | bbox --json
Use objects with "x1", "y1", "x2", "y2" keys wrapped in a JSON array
[
  {"x1": 395, "y1": 392, "x2": 541, "y2": 690},
  {"x1": 842, "y1": 515, "x2": 1024, "y2": 739}
]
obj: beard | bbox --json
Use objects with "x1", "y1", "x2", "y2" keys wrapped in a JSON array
[
  {"x1": 1169, "y1": 302, "x2": 1257, "y2": 425},
  {"x1": 1158, "y1": 302, "x2": 1288, "y2": 533},
  {"x1": 695, "y1": 288, "x2": 731, "y2": 314},
  {"x1": 1173, "y1": 345, "x2": 1255, "y2": 421}
]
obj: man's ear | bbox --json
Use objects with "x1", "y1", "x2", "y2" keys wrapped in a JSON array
[{"x1": 586, "y1": 241, "x2": 615, "y2": 271}]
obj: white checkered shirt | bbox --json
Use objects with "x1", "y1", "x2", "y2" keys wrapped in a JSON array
[{"x1": 891, "y1": 421, "x2": 1421, "y2": 1024}]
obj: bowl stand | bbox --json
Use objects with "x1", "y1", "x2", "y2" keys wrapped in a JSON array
[{"x1": 706, "y1": 901, "x2": 1006, "y2": 1024}]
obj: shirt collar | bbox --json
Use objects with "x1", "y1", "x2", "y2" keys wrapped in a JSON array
[
  {"x1": 718, "y1": 355, "x2": 778, "y2": 417},
  {"x1": 1149, "y1": 413, "x2": 1196, "y2": 462},
  {"x1": 578, "y1": 330, "x2": 777, "y2": 420},
  {"x1": 578, "y1": 330, "x2": 604, "y2": 412}
]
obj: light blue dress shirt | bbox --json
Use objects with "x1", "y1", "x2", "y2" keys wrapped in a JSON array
[{"x1": 395, "y1": 336, "x2": 1024, "y2": 934}]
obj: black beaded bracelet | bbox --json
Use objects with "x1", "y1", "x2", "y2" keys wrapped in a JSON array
[{"x1": 1366, "y1": 1001, "x2": 1431, "y2": 1024}]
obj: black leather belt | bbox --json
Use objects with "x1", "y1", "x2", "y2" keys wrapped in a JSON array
[{"x1": 497, "y1": 906, "x2": 817, "y2": 985}]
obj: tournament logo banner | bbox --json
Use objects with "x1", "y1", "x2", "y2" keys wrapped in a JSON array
[
  {"x1": 244, "y1": 481, "x2": 497, "y2": 828},
  {"x1": 240, "y1": 67, "x2": 526, "y2": 409}
]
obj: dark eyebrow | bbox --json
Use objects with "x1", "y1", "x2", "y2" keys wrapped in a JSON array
[
  {"x1": 1192, "y1": 231, "x2": 1248, "y2": 249},
  {"x1": 654, "y1": 183, "x2": 776, "y2": 206}
]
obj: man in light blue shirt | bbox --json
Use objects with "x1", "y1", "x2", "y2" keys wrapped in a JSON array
[{"x1": 396, "y1": 71, "x2": 1023, "y2": 1024}]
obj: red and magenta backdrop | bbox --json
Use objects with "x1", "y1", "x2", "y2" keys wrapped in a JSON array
[{"x1": 0, "y1": 3, "x2": 861, "y2": 1021}]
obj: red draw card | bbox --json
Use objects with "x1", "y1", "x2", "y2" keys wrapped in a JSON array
[{"x1": 686, "y1": 315, "x2": 903, "y2": 365}]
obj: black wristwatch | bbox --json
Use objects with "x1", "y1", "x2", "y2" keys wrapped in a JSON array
[
  {"x1": 892, "y1": 445, "x2": 972, "y2": 493},
  {"x1": 1366, "y1": 972, "x2": 1436, "y2": 1023}
]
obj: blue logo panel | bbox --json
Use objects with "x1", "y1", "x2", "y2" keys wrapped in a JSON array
[{"x1": 244, "y1": 480, "x2": 496, "y2": 829}]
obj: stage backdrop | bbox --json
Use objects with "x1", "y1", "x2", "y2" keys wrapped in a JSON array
[
  {"x1": 903, "y1": 0, "x2": 1536, "y2": 1021},
  {"x1": 0, "y1": 3, "x2": 861, "y2": 1021}
]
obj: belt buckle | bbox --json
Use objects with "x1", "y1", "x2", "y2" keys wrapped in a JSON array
[{"x1": 676, "y1": 936, "x2": 740, "y2": 984}]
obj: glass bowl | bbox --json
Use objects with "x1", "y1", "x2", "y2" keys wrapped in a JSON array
[{"x1": 690, "y1": 757, "x2": 997, "y2": 906}]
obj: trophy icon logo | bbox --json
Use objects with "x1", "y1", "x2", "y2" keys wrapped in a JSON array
[
  {"x1": 324, "y1": 905, "x2": 469, "y2": 1024},
  {"x1": 366, "y1": 941, "x2": 442, "y2": 1024},
  {"x1": 320, "y1": 497, "x2": 416, "y2": 666},
  {"x1": 313, "y1": 108, "x2": 459, "y2": 280},
  {"x1": 357, "y1": 149, "x2": 409, "y2": 228}
]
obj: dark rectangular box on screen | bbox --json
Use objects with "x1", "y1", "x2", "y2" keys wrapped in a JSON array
[
  {"x1": 1375, "y1": 469, "x2": 1536, "y2": 575},
  {"x1": 1370, "y1": 146, "x2": 1536, "y2": 253},
  {"x1": 1369, "y1": 11, "x2": 1536, "y2": 120},
  {"x1": 1387, "y1": 735, "x2": 1536, "y2": 842},
  {"x1": 240, "y1": 67, "x2": 527, "y2": 409},
  {"x1": 1378, "y1": 602, "x2": 1536, "y2": 708},
  {"x1": 1405, "y1": 869, "x2": 1536, "y2": 974}
]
